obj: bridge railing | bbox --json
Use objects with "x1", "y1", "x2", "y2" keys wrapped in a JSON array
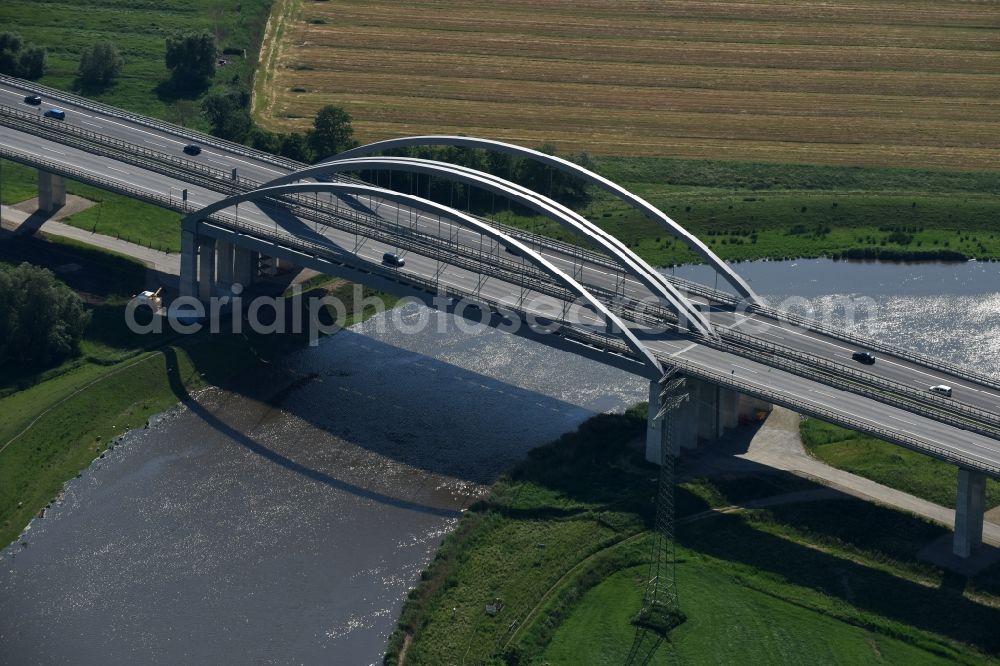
[
  {"x1": 200, "y1": 212, "x2": 632, "y2": 350},
  {"x1": 710, "y1": 329, "x2": 1000, "y2": 440},
  {"x1": 0, "y1": 74, "x2": 304, "y2": 172},
  {"x1": 675, "y1": 359, "x2": 1000, "y2": 477},
  {"x1": 0, "y1": 144, "x2": 191, "y2": 215}
]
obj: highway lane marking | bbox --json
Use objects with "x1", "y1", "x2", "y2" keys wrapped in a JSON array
[
  {"x1": 143, "y1": 139, "x2": 168, "y2": 148},
  {"x1": 81, "y1": 120, "x2": 102, "y2": 128},
  {"x1": 731, "y1": 363, "x2": 758, "y2": 374},
  {"x1": 40, "y1": 146, "x2": 65, "y2": 155},
  {"x1": 885, "y1": 413, "x2": 920, "y2": 427},
  {"x1": 665, "y1": 342, "x2": 698, "y2": 356},
  {"x1": 108, "y1": 166, "x2": 130, "y2": 174},
  {"x1": 809, "y1": 388, "x2": 838, "y2": 399}
]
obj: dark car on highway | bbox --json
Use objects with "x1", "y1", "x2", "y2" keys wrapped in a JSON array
[
  {"x1": 183, "y1": 144, "x2": 202, "y2": 156},
  {"x1": 43, "y1": 108, "x2": 66, "y2": 120},
  {"x1": 23, "y1": 94, "x2": 42, "y2": 106},
  {"x1": 382, "y1": 252, "x2": 405, "y2": 268},
  {"x1": 852, "y1": 351, "x2": 876, "y2": 365}
]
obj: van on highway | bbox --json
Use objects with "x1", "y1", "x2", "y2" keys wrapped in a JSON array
[
  {"x1": 43, "y1": 108, "x2": 65, "y2": 120},
  {"x1": 929, "y1": 384, "x2": 953, "y2": 397}
]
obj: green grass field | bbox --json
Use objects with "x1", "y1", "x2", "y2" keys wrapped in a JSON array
[
  {"x1": 801, "y1": 417, "x2": 1000, "y2": 509},
  {"x1": 1, "y1": 158, "x2": 182, "y2": 252},
  {"x1": 544, "y1": 559, "x2": 961, "y2": 665},
  {"x1": 386, "y1": 406, "x2": 1000, "y2": 664},
  {"x1": 0, "y1": 0, "x2": 273, "y2": 127}
]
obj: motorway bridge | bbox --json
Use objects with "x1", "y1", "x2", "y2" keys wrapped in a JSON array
[{"x1": 0, "y1": 74, "x2": 998, "y2": 558}]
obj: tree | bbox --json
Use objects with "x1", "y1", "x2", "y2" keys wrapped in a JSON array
[
  {"x1": 165, "y1": 31, "x2": 216, "y2": 85},
  {"x1": 279, "y1": 132, "x2": 311, "y2": 162},
  {"x1": 308, "y1": 105, "x2": 356, "y2": 159},
  {"x1": 246, "y1": 126, "x2": 281, "y2": 154},
  {"x1": 0, "y1": 263, "x2": 90, "y2": 368},
  {"x1": 18, "y1": 45, "x2": 46, "y2": 80},
  {"x1": 201, "y1": 90, "x2": 252, "y2": 142},
  {"x1": 0, "y1": 32, "x2": 46, "y2": 80},
  {"x1": 78, "y1": 41, "x2": 124, "y2": 86}
]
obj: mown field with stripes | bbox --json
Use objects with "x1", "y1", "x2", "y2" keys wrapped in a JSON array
[{"x1": 257, "y1": 0, "x2": 1000, "y2": 170}]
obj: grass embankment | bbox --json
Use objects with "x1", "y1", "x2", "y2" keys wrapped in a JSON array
[
  {"x1": 1, "y1": 158, "x2": 182, "y2": 252},
  {"x1": 802, "y1": 417, "x2": 1000, "y2": 509},
  {"x1": 0, "y1": 0, "x2": 273, "y2": 128},
  {"x1": 0, "y1": 236, "x2": 386, "y2": 548},
  {"x1": 260, "y1": 0, "x2": 1000, "y2": 171},
  {"x1": 386, "y1": 406, "x2": 1000, "y2": 664}
]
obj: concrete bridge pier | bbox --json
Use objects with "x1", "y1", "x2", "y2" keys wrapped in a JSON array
[
  {"x1": 646, "y1": 376, "x2": 772, "y2": 464},
  {"x1": 179, "y1": 221, "x2": 198, "y2": 298},
  {"x1": 953, "y1": 468, "x2": 986, "y2": 558},
  {"x1": 197, "y1": 237, "x2": 216, "y2": 302},
  {"x1": 215, "y1": 240, "x2": 235, "y2": 289},
  {"x1": 233, "y1": 246, "x2": 256, "y2": 288},
  {"x1": 38, "y1": 170, "x2": 66, "y2": 212}
]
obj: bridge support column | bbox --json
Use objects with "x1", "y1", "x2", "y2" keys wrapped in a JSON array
[
  {"x1": 233, "y1": 246, "x2": 255, "y2": 287},
  {"x1": 645, "y1": 377, "x2": 698, "y2": 463},
  {"x1": 954, "y1": 468, "x2": 986, "y2": 558},
  {"x1": 198, "y1": 237, "x2": 216, "y2": 302},
  {"x1": 720, "y1": 387, "x2": 740, "y2": 430},
  {"x1": 216, "y1": 240, "x2": 234, "y2": 288},
  {"x1": 179, "y1": 222, "x2": 198, "y2": 298},
  {"x1": 694, "y1": 380, "x2": 723, "y2": 441},
  {"x1": 646, "y1": 380, "x2": 666, "y2": 462},
  {"x1": 37, "y1": 170, "x2": 66, "y2": 213}
]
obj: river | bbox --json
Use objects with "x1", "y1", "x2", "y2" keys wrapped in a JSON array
[{"x1": 1, "y1": 258, "x2": 998, "y2": 664}]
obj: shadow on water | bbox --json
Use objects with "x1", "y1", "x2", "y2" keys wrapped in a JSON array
[{"x1": 160, "y1": 346, "x2": 461, "y2": 518}]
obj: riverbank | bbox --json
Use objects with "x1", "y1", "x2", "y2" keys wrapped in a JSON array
[
  {"x1": 387, "y1": 406, "x2": 1000, "y2": 664},
  {"x1": 0, "y1": 223, "x2": 390, "y2": 547},
  {"x1": 0, "y1": 298, "x2": 647, "y2": 664}
]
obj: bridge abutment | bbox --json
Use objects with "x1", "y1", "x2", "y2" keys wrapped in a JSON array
[
  {"x1": 954, "y1": 467, "x2": 986, "y2": 558},
  {"x1": 37, "y1": 169, "x2": 66, "y2": 212}
]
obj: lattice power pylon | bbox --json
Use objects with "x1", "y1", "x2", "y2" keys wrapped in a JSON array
[{"x1": 628, "y1": 369, "x2": 688, "y2": 662}]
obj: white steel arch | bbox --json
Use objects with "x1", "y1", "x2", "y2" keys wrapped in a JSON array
[
  {"x1": 331, "y1": 135, "x2": 760, "y2": 303},
  {"x1": 257, "y1": 156, "x2": 714, "y2": 337},
  {"x1": 184, "y1": 182, "x2": 666, "y2": 379}
]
